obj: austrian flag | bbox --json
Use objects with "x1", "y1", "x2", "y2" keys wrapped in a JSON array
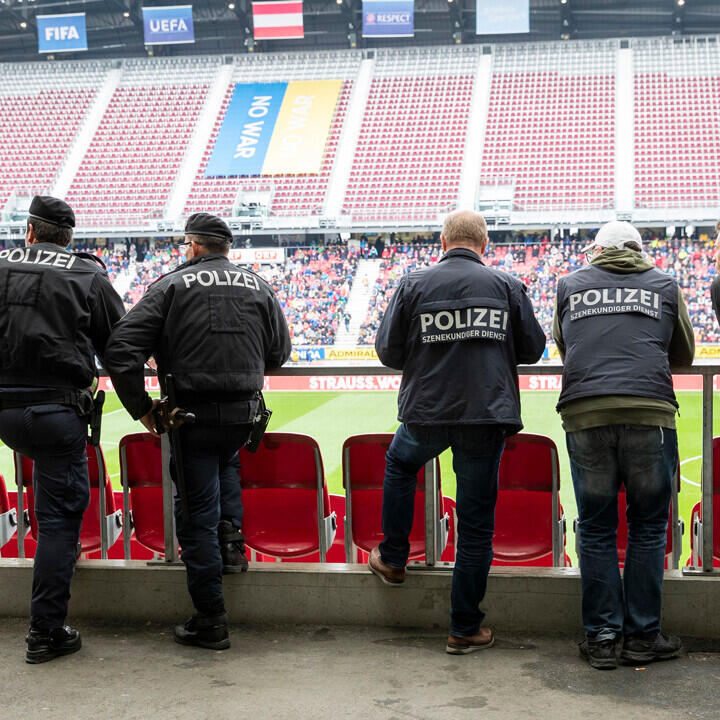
[{"x1": 252, "y1": 1, "x2": 304, "y2": 40}]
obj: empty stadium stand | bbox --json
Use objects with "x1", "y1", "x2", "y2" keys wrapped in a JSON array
[{"x1": 65, "y1": 56, "x2": 221, "y2": 227}]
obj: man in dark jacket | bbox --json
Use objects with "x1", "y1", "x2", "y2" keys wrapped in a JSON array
[
  {"x1": 710, "y1": 221, "x2": 720, "y2": 325},
  {"x1": 0, "y1": 196, "x2": 125, "y2": 663},
  {"x1": 553, "y1": 221, "x2": 694, "y2": 670},
  {"x1": 104, "y1": 213, "x2": 291, "y2": 650},
  {"x1": 370, "y1": 210, "x2": 546, "y2": 654}
]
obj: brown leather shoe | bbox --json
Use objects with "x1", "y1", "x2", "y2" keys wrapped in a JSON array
[
  {"x1": 368, "y1": 547, "x2": 406, "y2": 586},
  {"x1": 446, "y1": 628, "x2": 495, "y2": 655}
]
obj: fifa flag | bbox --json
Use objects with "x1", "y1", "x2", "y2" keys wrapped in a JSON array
[
  {"x1": 37, "y1": 13, "x2": 88, "y2": 53},
  {"x1": 252, "y1": 1, "x2": 304, "y2": 40},
  {"x1": 205, "y1": 80, "x2": 342, "y2": 177}
]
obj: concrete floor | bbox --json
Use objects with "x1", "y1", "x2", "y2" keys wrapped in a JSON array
[{"x1": 2, "y1": 620, "x2": 720, "y2": 719}]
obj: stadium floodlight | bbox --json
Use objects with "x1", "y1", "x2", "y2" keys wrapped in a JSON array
[
  {"x1": 20, "y1": 20, "x2": 26, "y2": 27},
  {"x1": 677, "y1": 0, "x2": 685, "y2": 5},
  {"x1": 228, "y1": 2, "x2": 235, "y2": 7},
  {"x1": 123, "y1": 11, "x2": 130, "y2": 17}
]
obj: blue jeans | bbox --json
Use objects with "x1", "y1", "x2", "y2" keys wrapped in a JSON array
[
  {"x1": 171, "y1": 423, "x2": 251, "y2": 616},
  {"x1": 379, "y1": 422, "x2": 505, "y2": 637},
  {"x1": 0, "y1": 404, "x2": 89, "y2": 630},
  {"x1": 567, "y1": 424, "x2": 677, "y2": 640}
]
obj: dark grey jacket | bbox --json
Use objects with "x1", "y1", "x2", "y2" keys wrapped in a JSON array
[
  {"x1": 0, "y1": 243, "x2": 125, "y2": 389},
  {"x1": 556, "y1": 261, "x2": 681, "y2": 409},
  {"x1": 104, "y1": 253, "x2": 291, "y2": 420},
  {"x1": 375, "y1": 248, "x2": 546, "y2": 434}
]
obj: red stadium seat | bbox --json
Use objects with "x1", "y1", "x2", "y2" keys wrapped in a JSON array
[
  {"x1": 341, "y1": 433, "x2": 449, "y2": 563},
  {"x1": 238, "y1": 433, "x2": 337, "y2": 560},
  {"x1": 440, "y1": 496, "x2": 456, "y2": 563},
  {"x1": 119, "y1": 433, "x2": 166, "y2": 556},
  {"x1": 688, "y1": 437, "x2": 720, "y2": 567},
  {"x1": 0, "y1": 473, "x2": 19, "y2": 554},
  {"x1": 493, "y1": 433, "x2": 570, "y2": 567},
  {"x1": 14, "y1": 444, "x2": 123, "y2": 556}
]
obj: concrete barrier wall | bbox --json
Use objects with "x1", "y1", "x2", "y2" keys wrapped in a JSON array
[{"x1": 1, "y1": 561, "x2": 719, "y2": 636}]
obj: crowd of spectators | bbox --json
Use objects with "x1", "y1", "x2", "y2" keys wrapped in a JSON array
[{"x1": 77, "y1": 231, "x2": 718, "y2": 349}]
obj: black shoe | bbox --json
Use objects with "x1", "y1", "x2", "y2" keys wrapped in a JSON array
[
  {"x1": 26, "y1": 626, "x2": 82, "y2": 664},
  {"x1": 620, "y1": 631, "x2": 683, "y2": 665},
  {"x1": 173, "y1": 613, "x2": 230, "y2": 650},
  {"x1": 218, "y1": 520, "x2": 249, "y2": 574},
  {"x1": 579, "y1": 638, "x2": 617, "y2": 670}
]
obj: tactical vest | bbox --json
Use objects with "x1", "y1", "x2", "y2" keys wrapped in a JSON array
[{"x1": 556, "y1": 264, "x2": 679, "y2": 409}]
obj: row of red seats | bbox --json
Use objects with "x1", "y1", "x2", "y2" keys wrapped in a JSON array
[{"x1": 0, "y1": 431, "x2": 691, "y2": 568}]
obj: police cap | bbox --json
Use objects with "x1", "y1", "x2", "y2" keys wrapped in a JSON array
[
  {"x1": 28, "y1": 195, "x2": 75, "y2": 229},
  {"x1": 184, "y1": 213, "x2": 233, "y2": 244}
]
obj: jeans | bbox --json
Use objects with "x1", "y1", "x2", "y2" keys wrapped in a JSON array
[
  {"x1": 379, "y1": 422, "x2": 505, "y2": 637},
  {"x1": 0, "y1": 404, "x2": 89, "y2": 630},
  {"x1": 567, "y1": 424, "x2": 677, "y2": 640},
  {"x1": 171, "y1": 422, "x2": 251, "y2": 616}
]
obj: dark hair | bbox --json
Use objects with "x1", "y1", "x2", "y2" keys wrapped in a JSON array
[
  {"x1": 27, "y1": 217, "x2": 73, "y2": 247},
  {"x1": 186, "y1": 233, "x2": 231, "y2": 255}
]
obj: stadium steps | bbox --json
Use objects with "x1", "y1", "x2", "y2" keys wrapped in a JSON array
[
  {"x1": 164, "y1": 61, "x2": 233, "y2": 222},
  {"x1": 615, "y1": 42, "x2": 634, "y2": 215},
  {"x1": 457, "y1": 50, "x2": 492, "y2": 210},
  {"x1": 333, "y1": 258, "x2": 382, "y2": 348},
  {"x1": 324, "y1": 56, "x2": 376, "y2": 220},
  {"x1": 51, "y1": 66, "x2": 121, "y2": 201}
]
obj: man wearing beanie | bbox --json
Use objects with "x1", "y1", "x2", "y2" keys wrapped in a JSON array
[
  {"x1": 0, "y1": 196, "x2": 125, "y2": 663},
  {"x1": 104, "y1": 213, "x2": 291, "y2": 650},
  {"x1": 553, "y1": 221, "x2": 694, "y2": 670}
]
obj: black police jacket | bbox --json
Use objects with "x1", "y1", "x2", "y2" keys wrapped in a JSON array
[
  {"x1": 375, "y1": 247, "x2": 546, "y2": 433},
  {"x1": 104, "y1": 253, "x2": 292, "y2": 420},
  {"x1": 0, "y1": 242, "x2": 125, "y2": 390}
]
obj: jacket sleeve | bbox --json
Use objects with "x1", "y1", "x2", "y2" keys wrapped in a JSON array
[
  {"x1": 375, "y1": 277, "x2": 408, "y2": 371},
  {"x1": 89, "y1": 273, "x2": 126, "y2": 363},
  {"x1": 551, "y1": 292, "x2": 566, "y2": 362},
  {"x1": 668, "y1": 286, "x2": 695, "y2": 368},
  {"x1": 265, "y1": 292, "x2": 292, "y2": 370},
  {"x1": 712, "y1": 276, "x2": 720, "y2": 327},
  {"x1": 511, "y1": 281, "x2": 546, "y2": 365},
  {"x1": 104, "y1": 283, "x2": 169, "y2": 420}
]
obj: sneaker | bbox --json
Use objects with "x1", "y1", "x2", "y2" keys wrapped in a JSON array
[
  {"x1": 620, "y1": 631, "x2": 682, "y2": 665},
  {"x1": 446, "y1": 628, "x2": 495, "y2": 655},
  {"x1": 173, "y1": 613, "x2": 230, "y2": 650},
  {"x1": 368, "y1": 547, "x2": 406, "y2": 586},
  {"x1": 579, "y1": 638, "x2": 617, "y2": 670},
  {"x1": 26, "y1": 626, "x2": 82, "y2": 664},
  {"x1": 218, "y1": 520, "x2": 248, "y2": 574}
]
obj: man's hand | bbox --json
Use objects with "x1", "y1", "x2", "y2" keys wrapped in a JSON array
[{"x1": 140, "y1": 398, "x2": 162, "y2": 436}]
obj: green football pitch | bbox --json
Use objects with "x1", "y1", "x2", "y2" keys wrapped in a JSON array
[{"x1": 0, "y1": 390, "x2": 714, "y2": 565}]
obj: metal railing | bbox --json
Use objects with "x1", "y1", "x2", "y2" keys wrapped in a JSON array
[{"x1": 11, "y1": 362, "x2": 716, "y2": 572}]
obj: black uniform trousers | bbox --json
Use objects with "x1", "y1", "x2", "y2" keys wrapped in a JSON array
[
  {"x1": 170, "y1": 422, "x2": 251, "y2": 616},
  {"x1": 0, "y1": 404, "x2": 89, "y2": 630}
]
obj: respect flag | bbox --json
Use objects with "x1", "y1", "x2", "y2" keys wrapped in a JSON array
[{"x1": 252, "y1": 1, "x2": 304, "y2": 40}]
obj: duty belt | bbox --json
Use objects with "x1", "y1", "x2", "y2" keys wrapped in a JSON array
[
  {"x1": 0, "y1": 388, "x2": 95, "y2": 415},
  {"x1": 182, "y1": 399, "x2": 259, "y2": 425}
]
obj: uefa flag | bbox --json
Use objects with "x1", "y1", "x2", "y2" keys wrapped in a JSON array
[{"x1": 252, "y1": 1, "x2": 304, "y2": 40}]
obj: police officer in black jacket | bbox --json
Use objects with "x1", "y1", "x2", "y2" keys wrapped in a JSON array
[
  {"x1": 369, "y1": 210, "x2": 546, "y2": 654},
  {"x1": 0, "y1": 196, "x2": 125, "y2": 663},
  {"x1": 104, "y1": 213, "x2": 291, "y2": 650}
]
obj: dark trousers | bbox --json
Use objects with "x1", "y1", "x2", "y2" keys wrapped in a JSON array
[
  {"x1": 379, "y1": 423, "x2": 505, "y2": 637},
  {"x1": 567, "y1": 424, "x2": 677, "y2": 640},
  {"x1": 0, "y1": 404, "x2": 89, "y2": 630},
  {"x1": 171, "y1": 423, "x2": 251, "y2": 616}
]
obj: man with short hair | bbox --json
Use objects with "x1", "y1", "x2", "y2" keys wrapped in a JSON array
[
  {"x1": 0, "y1": 196, "x2": 125, "y2": 663},
  {"x1": 104, "y1": 213, "x2": 291, "y2": 650},
  {"x1": 370, "y1": 209, "x2": 546, "y2": 654},
  {"x1": 553, "y1": 221, "x2": 694, "y2": 670}
]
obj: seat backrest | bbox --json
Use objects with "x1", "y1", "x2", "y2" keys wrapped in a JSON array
[
  {"x1": 119, "y1": 431, "x2": 166, "y2": 555},
  {"x1": 498, "y1": 433, "x2": 559, "y2": 492},
  {"x1": 342, "y1": 433, "x2": 442, "y2": 558},
  {"x1": 713, "y1": 437, "x2": 720, "y2": 493},
  {"x1": 119, "y1": 433, "x2": 162, "y2": 488},
  {"x1": 238, "y1": 433, "x2": 330, "y2": 558},
  {"x1": 0, "y1": 474, "x2": 9, "y2": 514}
]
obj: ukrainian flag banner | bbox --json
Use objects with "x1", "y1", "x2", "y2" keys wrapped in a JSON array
[
  {"x1": 262, "y1": 79, "x2": 342, "y2": 175},
  {"x1": 204, "y1": 79, "x2": 342, "y2": 177}
]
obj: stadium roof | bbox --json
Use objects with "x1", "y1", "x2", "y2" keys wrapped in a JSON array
[{"x1": 1, "y1": 0, "x2": 720, "y2": 63}]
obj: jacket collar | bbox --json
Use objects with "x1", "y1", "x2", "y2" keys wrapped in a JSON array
[
  {"x1": 176, "y1": 253, "x2": 228, "y2": 271},
  {"x1": 439, "y1": 247, "x2": 484, "y2": 264}
]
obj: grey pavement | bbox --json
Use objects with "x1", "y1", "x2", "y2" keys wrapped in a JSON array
[{"x1": 1, "y1": 619, "x2": 719, "y2": 719}]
